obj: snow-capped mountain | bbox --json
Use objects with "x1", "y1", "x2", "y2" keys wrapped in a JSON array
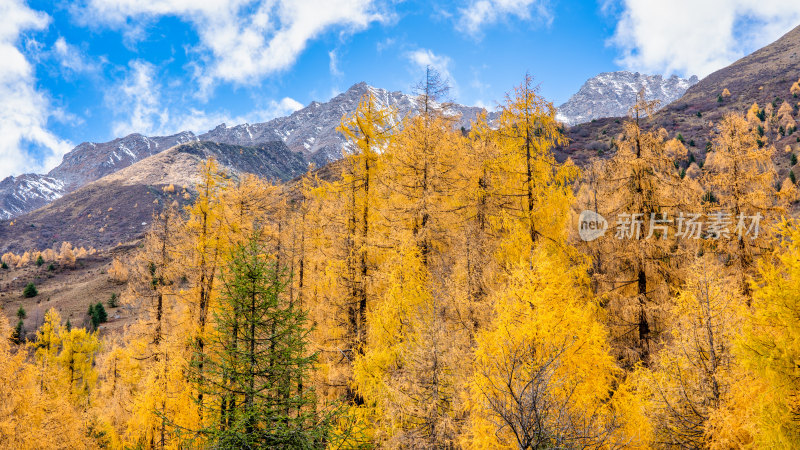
[
  {"x1": 199, "y1": 82, "x2": 486, "y2": 166},
  {"x1": 0, "y1": 174, "x2": 65, "y2": 220},
  {"x1": 0, "y1": 82, "x2": 490, "y2": 220},
  {"x1": 557, "y1": 71, "x2": 699, "y2": 126}
]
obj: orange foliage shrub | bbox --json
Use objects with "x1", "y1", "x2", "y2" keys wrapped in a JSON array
[{"x1": 108, "y1": 258, "x2": 129, "y2": 284}]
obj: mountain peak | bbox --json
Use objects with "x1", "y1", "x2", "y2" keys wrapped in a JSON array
[
  {"x1": 347, "y1": 81, "x2": 370, "y2": 92},
  {"x1": 557, "y1": 71, "x2": 698, "y2": 126}
]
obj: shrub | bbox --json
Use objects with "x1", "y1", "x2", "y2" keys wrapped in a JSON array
[
  {"x1": 60, "y1": 242, "x2": 76, "y2": 267},
  {"x1": 696, "y1": 111, "x2": 702, "y2": 118},
  {"x1": 47, "y1": 263, "x2": 54, "y2": 271},
  {"x1": 36, "y1": 255, "x2": 44, "y2": 267},
  {"x1": 23, "y1": 283, "x2": 37, "y2": 298},
  {"x1": 109, "y1": 258, "x2": 129, "y2": 284}
]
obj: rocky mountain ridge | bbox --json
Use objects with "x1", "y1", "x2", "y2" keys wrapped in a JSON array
[
  {"x1": 0, "y1": 140, "x2": 307, "y2": 253},
  {"x1": 557, "y1": 71, "x2": 698, "y2": 126},
  {"x1": 0, "y1": 82, "x2": 488, "y2": 220}
]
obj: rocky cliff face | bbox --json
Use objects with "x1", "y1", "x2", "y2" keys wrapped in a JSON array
[
  {"x1": 0, "y1": 82, "x2": 490, "y2": 220},
  {"x1": 557, "y1": 71, "x2": 698, "y2": 126}
]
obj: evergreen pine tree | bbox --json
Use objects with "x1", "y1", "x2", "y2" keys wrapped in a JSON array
[{"x1": 195, "y1": 233, "x2": 332, "y2": 448}]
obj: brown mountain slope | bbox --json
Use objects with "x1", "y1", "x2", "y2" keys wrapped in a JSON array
[
  {"x1": 0, "y1": 141, "x2": 308, "y2": 254},
  {"x1": 0, "y1": 249, "x2": 135, "y2": 337},
  {"x1": 562, "y1": 23, "x2": 800, "y2": 172}
]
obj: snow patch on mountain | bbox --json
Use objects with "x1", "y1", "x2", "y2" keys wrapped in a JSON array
[{"x1": 557, "y1": 71, "x2": 699, "y2": 126}]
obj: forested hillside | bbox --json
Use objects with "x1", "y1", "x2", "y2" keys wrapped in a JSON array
[{"x1": 2, "y1": 68, "x2": 800, "y2": 449}]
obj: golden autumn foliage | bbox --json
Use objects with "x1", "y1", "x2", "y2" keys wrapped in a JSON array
[
  {"x1": 641, "y1": 256, "x2": 746, "y2": 447},
  {"x1": 108, "y1": 257, "x2": 129, "y2": 283},
  {"x1": 734, "y1": 219, "x2": 800, "y2": 447},
  {"x1": 0, "y1": 243, "x2": 95, "y2": 269},
  {"x1": 6, "y1": 71, "x2": 800, "y2": 449},
  {"x1": 746, "y1": 102, "x2": 762, "y2": 125},
  {"x1": 467, "y1": 246, "x2": 638, "y2": 449},
  {"x1": 582, "y1": 91, "x2": 692, "y2": 367},
  {"x1": 704, "y1": 113, "x2": 779, "y2": 293}
]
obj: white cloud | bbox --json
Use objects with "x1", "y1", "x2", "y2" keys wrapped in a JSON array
[
  {"x1": 80, "y1": 0, "x2": 386, "y2": 95},
  {"x1": 406, "y1": 48, "x2": 458, "y2": 97},
  {"x1": 52, "y1": 36, "x2": 100, "y2": 74},
  {"x1": 457, "y1": 0, "x2": 553, "y2": 36},
  {"x1": 407, "y1": 48, "x2": 460, "y2": 98},
  {"x1": 609, "y1": 0, "x2": 800, "y2": 78},
  {"x1": 0, "y1": 0, "x2": 73, "y2": 180},
  {"x1": 329, "y1": 49, "x2": 342, "y2": 77},
  {"x1": 108, "y1": 60, "x2": 167, "y2": 137},
  {"x1": 107, "y1": 60, "x2": 304, "y2": 136}
]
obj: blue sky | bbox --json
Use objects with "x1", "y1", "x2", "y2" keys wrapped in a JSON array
[{"x1": 3, "y1": 0, "x2": 800, "y2": 179}]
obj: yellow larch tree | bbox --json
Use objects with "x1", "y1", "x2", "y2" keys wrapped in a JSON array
[
  {"x1": 733, "y1": 218, "x2": 800, "y2": 447},
  {"x1": 90, "y1": 341, "x2": 140, "y2": 449},
  {"x1": 641, "y1": 255, "x2": 747, "y2": 448},
  {"x1": 777, "y1": 100, "x2": 797, "y2": 133},
  {"x1": 354, "y1": 244, "x2": 466, "y2": 447},
  {"x1": 179, "y1": 157, "x2": 229, "y2": 434},
  {"x1": 354, "y1": 67, "x2": 471, "y2": 447},
  {"x1": 588, "y1": 91, "x2": 692, "y2": 367},
  {"x1": 466, "y1": 244, "x2": 643, "y2": 449},
  {"x1": 0, "y1": 313, "x2": 92, "y2": 448},
  {"x1": 58, "y1": 326, "x2": 100, "y2": 407},
  {"x1": 703, "y1": 112, "x2": 778, "y2": 295},
  {"x1": 493, "y1": 73, "x2": 576, "y2": 266},
  {"x1": 791, "y1": 79, "x2": 800, "y2": 96},
  {"x1": 336, "y1": 91, "x2": 394, "y2": 358},
  {"x1": 448, "y1": 113, "x2": 504, "y2": 336},
  {"x1": 302, "y1": 92, "x2": 396, "y2": 437},
  {"x1": 746, "y1": 102, "x2": 762, "y2": 126},
  {"x1": 117, "y1": 206, "x2": 191, "y2": 448}
]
